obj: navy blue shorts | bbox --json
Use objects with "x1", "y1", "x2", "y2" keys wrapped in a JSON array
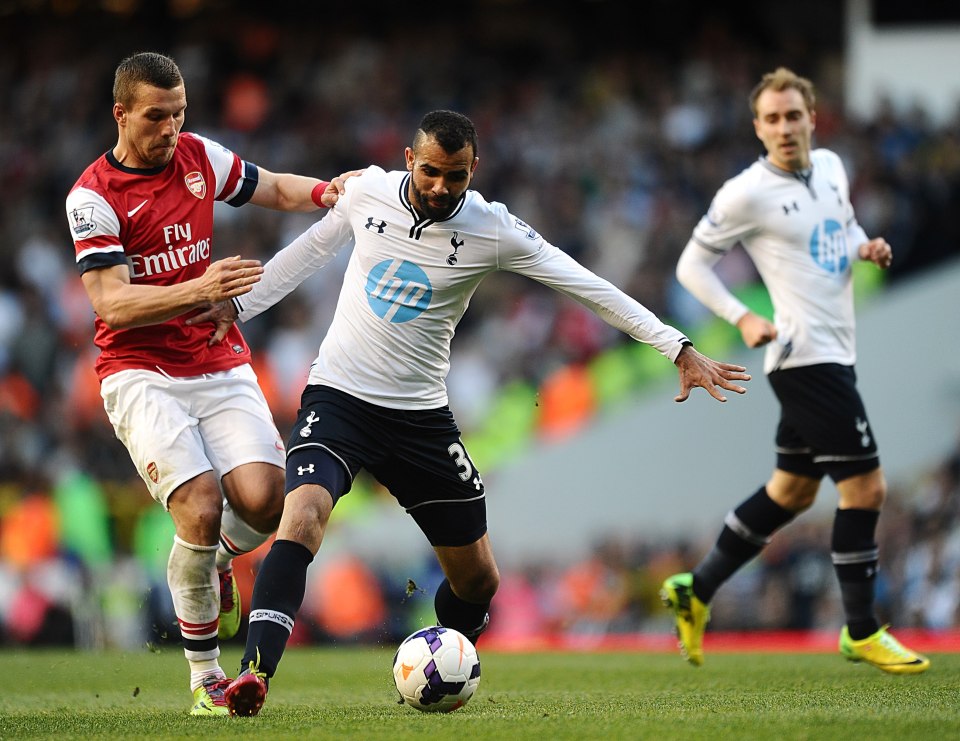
[
  {"x1": 768, "y1": 363, "x2": 880, "y2": 483},
  {"x1": 285, "y1": 385, "x2": 487, "y2": 547}
]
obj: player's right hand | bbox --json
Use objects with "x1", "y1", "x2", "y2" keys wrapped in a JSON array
[
  {"x1": 200, "y1": 255, "x2": 263, "y2": 302},
  {"x1": 186, "y1": 300, "x2": 240, "y2": 346},
  {"x1": 320, "y1": 168, "x2": 366, "y2": 207}
]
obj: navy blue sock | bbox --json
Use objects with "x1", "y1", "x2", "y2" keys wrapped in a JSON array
[
  {"x1": 693, "y1": 486, "x2": 795, "y2": 603},
  {"x1": 434, "y1": 579, "x2": 490, "y2": 642},
  {"x1": 241, "y1": 539, "x2": 314, "y2": 678},
  {"x1": 832, "y1": 508, "x2": 880, "y2": 639}
]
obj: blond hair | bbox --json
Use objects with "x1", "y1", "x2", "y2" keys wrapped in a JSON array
[{"x1": 749, "y1": 67, "x2": 816, "y2": 117}]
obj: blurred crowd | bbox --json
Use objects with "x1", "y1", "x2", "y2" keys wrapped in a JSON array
[{"x1": 1, "y1": 2, "x2": 959, "y2": 647}]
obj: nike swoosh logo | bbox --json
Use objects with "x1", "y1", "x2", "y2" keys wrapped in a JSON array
[{"x1": 127, "y1": 200, "x2": 148, "y2": 217}]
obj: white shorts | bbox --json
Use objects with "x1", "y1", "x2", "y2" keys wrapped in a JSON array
[{"x1": 100, "y1": 364, "x2": 286, "y2": 508}]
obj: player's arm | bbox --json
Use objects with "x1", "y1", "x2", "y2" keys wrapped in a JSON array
[
  {"x1": 676, "y1": 239, "x2": 775, "y2": 349},
  {"x1": 188, "y1": 197, "x2": 355, "y2": 343},
  {"x1": 81, "y1": 257, "x2": 263, "y2": 330},
  {"x1": 248, "y1": 167, "x2": 364, "y2": 211},
  {"x1": 500, "y1": 227, "x2": 749, "y2": 402}
]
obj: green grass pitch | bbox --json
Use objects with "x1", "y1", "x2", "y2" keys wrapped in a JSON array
[{"x1": 2, "y1": 646, "x2": 958, "y2": 740}]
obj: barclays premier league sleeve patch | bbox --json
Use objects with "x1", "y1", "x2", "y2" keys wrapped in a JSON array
[
  {"x1": 513, "y1": 217, "x2": 538, "y2": 240},
  {"x1": 70, "y1": 206, "x2": 97, "y2": 237}
]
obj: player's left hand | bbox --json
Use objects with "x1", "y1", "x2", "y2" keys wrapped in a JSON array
[
  {"x1": 186, "y1": 300, "x2": 240, "y2": 346},
  {"x1": 319, "y1": 168, "x2": 366, "y2": 207},
  {"x1": 673, "y1": 344, "x2": 750, "y2": 403},
  {"x1": 858, "y1": 237, "x2": 892, "y2": 269}
]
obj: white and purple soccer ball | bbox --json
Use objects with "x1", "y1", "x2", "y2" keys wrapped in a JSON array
[{"x1": 392, "y1": 625, "x2": 481, "y2": 712}]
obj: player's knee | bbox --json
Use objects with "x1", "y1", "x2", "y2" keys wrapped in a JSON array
[
  {"x1": 286, "y1": 484, "x2": 335, "y2": 526},
  {"x1": 785, "y1": 490, "x2": 817, "y2": 512},
  {"x1": 837, "y1": 468, "x2": 886, "y2": 510},
  {"x1": 768, "y1": 472, "x2": 820, "y2": 512},
  {"x1": 188, "y1": 498, "x2": 225, "y2": 542},
  {"x1": 228, "y1": 488, "x2": 284, "y2": 533},
  {"x1": 169, "y1": 477, "x2": 224, "y2": 541},
  {"x1": 258, "y1": 477, "x2": 285, "y2": 529}
]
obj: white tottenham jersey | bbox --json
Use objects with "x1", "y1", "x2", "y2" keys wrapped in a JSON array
[
  {"x1": 236, "y1": 165, "x2": 689, "y2": 409},
  {"x1": 676, "y1": 149, "x2": 869, "y2": 374}
]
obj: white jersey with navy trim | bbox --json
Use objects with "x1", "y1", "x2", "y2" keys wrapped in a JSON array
[
  {"x1": 676, "y1": 148, "x2": 870, "y2": 374},
  {"x1": 236, "y1": 165, "x2": 689, "y2": 409}
]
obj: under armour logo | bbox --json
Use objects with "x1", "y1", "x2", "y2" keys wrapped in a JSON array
[
  {"x1": 297, "y1": 464, "x2": 315, "y2": 476},
  {"x1": 829, "y1": 183, "x2": 842, "y2": 205},
  {"x1": 782, "y1": 201, "x2": 799, "y2": 215},
  {"x1": 447, "y1": 232, "x2": 464, "y2": 265},
  {"x1": 365, "y1": 217, "x2": 387, "y2": 233},
  {"x1": 856, "y1": 417, "x2": 871, "y2": 447},
  {"x1": 300, "y1": 411, "x2": 319, "y2": 438},
  {"x1": 472, "y1": 474, "x2": 482, "y2": 490}
]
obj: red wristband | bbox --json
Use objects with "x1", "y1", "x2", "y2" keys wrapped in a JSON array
[{"x1": 310, "y1": 181, "x2": 331, "y2": 208}]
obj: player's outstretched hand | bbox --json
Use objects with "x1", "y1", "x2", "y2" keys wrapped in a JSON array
[
  {"x1": 186, "y1": 299, "x2": 240, "y2": 346},
  {"x1": 673, "y1": 345, "x2": 750, "y2": 403},
  {"x1": 319, "y1": 169, "x2": 366, "y2": 207},
  {"x1": 198, "y1": 255, "x2": 263, "y2": 302}
]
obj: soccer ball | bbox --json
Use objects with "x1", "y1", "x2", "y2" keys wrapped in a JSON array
[{"x1": 392, "y1": 625, "x2": 481, "y2": 712}]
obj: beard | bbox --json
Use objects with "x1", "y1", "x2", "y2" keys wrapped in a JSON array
[{"x1": 411, "y1": 186, "x2": 457, "y2": 221}]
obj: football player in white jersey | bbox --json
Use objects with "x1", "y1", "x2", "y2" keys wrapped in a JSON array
[
  {"x1": 662, "y1": 68, "x2": 928, "y2": 674},
  {"x1": 202, "y1": 109, "x2": 751, "y2": 716},
  {"x1": 66, "y1": 52, "x2": 356, "y2": 715}
]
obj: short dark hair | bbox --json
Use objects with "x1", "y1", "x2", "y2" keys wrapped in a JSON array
[
  {"x1": 113, "y1": 52, "x2": 183, "y2": 106},
  {"x1": 414, "y1": 110, "x2": 478, "y2": 158}
]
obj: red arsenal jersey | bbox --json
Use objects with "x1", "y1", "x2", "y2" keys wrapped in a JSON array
[{"x1": 66, "y1": 132, "x2": 258, "y2": 380}]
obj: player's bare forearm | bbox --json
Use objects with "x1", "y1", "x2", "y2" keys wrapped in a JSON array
[
  {"x1": 251, "y1": 168, "x2": 364, "y2": 211},
  {"x1": 81, "y1": 257, "x2": 260, "y2": 329},
  {"x1": 673, "y1": 345, "x2": 750, "y2": 403}
]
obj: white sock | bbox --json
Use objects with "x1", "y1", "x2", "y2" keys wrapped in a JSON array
[
  {"x1": 167, "y1": 536, "x2": 220, "y2": 664},
  {"x1": 190, "y1": 661, "x2": 226, "y2": 692}
]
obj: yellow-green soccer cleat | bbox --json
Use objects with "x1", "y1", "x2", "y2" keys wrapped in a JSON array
[
  {"x1": 190, "y1": 674, "x2": 232, "y2": 716},
  {"x1": 218, "y1": 567, "x2": 241, "y2": 640},
  {"x1": 839, "y1": 625, "x2": 930, "y2": 674},
  {"x1": 660, "y1": 572, "x2": 710, "y2": 666}
]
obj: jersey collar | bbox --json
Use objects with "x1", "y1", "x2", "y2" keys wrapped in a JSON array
[
  {"x1": 105, "y1": 149, "x2": 169, "y2": 176},
  {"x1": 759, "y1": 155, "x2": 813, "y2": 183}
]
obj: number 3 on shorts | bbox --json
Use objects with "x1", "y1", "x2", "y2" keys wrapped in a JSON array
[{"x1": 447, "y1": 442, "x2": 474, "y2": 482}]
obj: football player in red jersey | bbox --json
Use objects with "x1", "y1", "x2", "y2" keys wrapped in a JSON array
[{"x1": 66, "y1": 51, "x2": 358, "y2": 716}]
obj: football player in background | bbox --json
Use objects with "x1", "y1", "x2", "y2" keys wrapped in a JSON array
[{"x1": 662, "y1": 67, "x2": 928, "y2": 674}]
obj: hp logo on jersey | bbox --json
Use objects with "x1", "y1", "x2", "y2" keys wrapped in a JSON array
[
  {"x1": 365, "y1": 259, "x2": 433, "y2": 323},
  {"x1": 809, "y1": 219, "x2": 848, "y2": 274}
]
